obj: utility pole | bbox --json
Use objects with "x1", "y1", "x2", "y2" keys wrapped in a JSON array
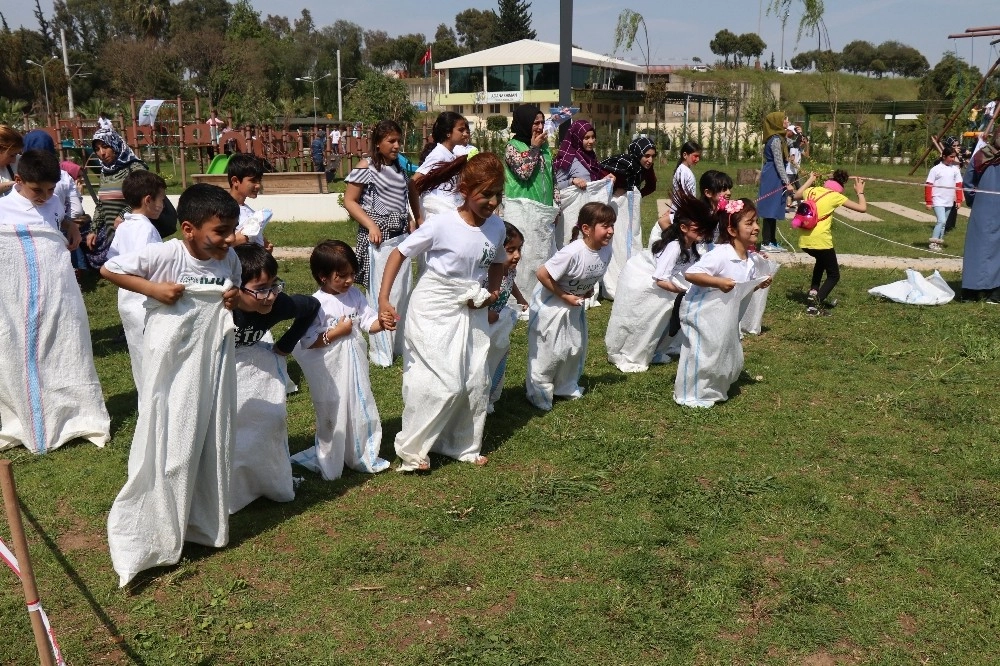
[
  {"x1": 558, "y1": 0, "x2": 572, "y2": 143},
  {"x1": 61, "y1": 29, "x2": 75, "y2": 118},
  {"x1": 337, "y1": 49, "x2": 343, "y2": 122}
]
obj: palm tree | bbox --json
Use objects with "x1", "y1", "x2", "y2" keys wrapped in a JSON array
[
  {"x1": 124, "y1": 0, "x2": 170, "y2": 40},
  {"x1": 0, "y1": 97, "x2": 28, "y2": 126}
]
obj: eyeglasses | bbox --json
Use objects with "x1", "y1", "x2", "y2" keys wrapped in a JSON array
[{"x1": 241, "y1": 279, "x2": 284, "y2": 300}]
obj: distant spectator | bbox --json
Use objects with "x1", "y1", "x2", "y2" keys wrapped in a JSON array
[
  {"x1": 331, "y1": 126, "x2": 341, "y2": 155},
  {"x1": 981, "y1": 98, "x2": 997, "y2": 131},
  {"x1": 310, "y1": 130, "x2": 326, "y2": 173}
]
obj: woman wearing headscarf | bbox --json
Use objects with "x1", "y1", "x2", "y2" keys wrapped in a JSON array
[
  {"x1": 599, "y1": 136, "x2": 658, "y2": 198},
  {"x1": 503, "y1": 105, "x2": 559, "y2": 296},
  {"x1": 82, "y1": 128, "x2": 175, "y2": 268},
  {"x1": 757, "y1": 111, "x2": 793, "y2": 253},
  {"x1": 961, "y1": 126, "x2": 1000, "y2": 302},
  {"x1": 553, "y1": 120, "x2": 615, "y2": 249}
]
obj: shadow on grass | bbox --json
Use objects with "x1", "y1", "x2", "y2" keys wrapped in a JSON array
[
  {"x1": 90, "y1": 323, "x2": 127, "y2": 358},
  {"x1": 104, "y1": 390, "x2": 138, "y2": 439},
  {"x1": 19, "y1": 501, "x2": 149, "y2": 665},
  {"x1": 729, "y1": 370, "x2": 761, "y2": 400}
]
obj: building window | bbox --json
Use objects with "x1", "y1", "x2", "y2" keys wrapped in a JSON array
[
  {"x1": 572, "y1": 64, "x2": 599, "y2": 88},
  {"x1": 489, "y1": 104, "x2": 501, "y2": 114},
  {"x1": 449, "y1": 67, "x2": 482, "y2": 94},
  {"x1": 473, "y1": 104, "x2": 484, "y2": 114},
  {"x1": 453, "y1": 105, "x2": 464, "y2": 114},
  {"x1": 609, "y1": 71, "x2": 638, "y2": 90},
  {"x1": 486, "y1": 65, "x2": 520, "y2": 92},
  {"x1": 524, "y1": 63, "x2": 559, "y2": 90}
]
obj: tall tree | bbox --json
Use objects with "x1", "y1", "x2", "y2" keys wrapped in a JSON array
[
  {"x1": 919, "y1": 53, "x2": 981, "y2": 100},
  {"x1": 840, "y1": 40, "x2": 875, "y2": 75},
  {"x1": 168, "y1": 0, "x2": 230, "y2": 39},
  {"x1": 345, "y1": 70, "x2": 416, "y2": 126},
  {"x1": 124, "y1": 0, "x2": 170, "y2": 41},
  {"x1": 433, "y1": 23, "x2": 462, "y2": 63},
  {"x1": 736, "y1": 33, "x2": 766, "y2": 67},
  {"x1": 226, "y1": 0, "x2": 265, "y2": 41},
  {"x1": 455, "y1": 8, "x2": 497, "y2": 52},
  {"x1": 33, "y1": 0, "x2": 55, "y2": 52},
  {"x1": 709, "y1": 29, "x2": 739, "y2": 68},
  {"x1": 495, "y1": 0, "x2": 535, "y2": 43},
  {"x1": 767, "y1": 0, "x2": 827, "y2": 51}
]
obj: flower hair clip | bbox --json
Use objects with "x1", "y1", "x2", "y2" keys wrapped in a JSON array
[{"x1": 724, "y1": 199, "x2": 744, "y2": 215}]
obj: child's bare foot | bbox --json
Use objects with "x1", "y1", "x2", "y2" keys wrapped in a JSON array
[{"x1": 473, "y1": 455, "x2": 488, "y2": 466}]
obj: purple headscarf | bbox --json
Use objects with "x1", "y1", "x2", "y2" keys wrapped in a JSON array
[{"x1": 553, "y1": 120, "x2": 606, "y2": 181}]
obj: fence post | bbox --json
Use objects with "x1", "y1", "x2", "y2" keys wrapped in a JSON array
[{"x1": 0, "y1": 460, "x2": 56, "y2": 666}]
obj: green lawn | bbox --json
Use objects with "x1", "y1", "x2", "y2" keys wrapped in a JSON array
[{"x1": 3, "y1": 253, "x2": 1000, "y2": 663}]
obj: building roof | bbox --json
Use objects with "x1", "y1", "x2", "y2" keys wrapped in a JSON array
[{"x1": 435, "y1": 39, "x2": 646, "y2": 74}]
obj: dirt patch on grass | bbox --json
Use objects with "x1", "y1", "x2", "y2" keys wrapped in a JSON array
[{"x1": 899, "y1": 613, "x2": 918, "y2": 635}]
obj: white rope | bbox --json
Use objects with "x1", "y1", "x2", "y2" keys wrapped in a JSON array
[{"x1": 832, "y1": 216, "x2": 963, "y2": 258}]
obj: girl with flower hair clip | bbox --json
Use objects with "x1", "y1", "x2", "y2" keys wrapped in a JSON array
[{"x1": 673, "y1": 197, "x2": 773, "y2": 407}]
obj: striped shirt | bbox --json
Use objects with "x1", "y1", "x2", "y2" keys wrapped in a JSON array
[{"x1": 345, "y1": 161, "x2": 409, "y2": 217}]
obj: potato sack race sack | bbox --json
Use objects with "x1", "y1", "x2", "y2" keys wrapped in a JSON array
[
  {"x1": 555, "y1": 179, "x2": 614, "y2": 250},
  {"x1": 486, "y1": 304, "x2": 520, "y2": 413},
  {"x1": 107, "y1": 281, "x2": 237, "y2": 587},
  {"x1": 366, "y1": 233, "x2": 412, "y2": 367},
  {"x1": 673, "y1": 278, "x2": 768, "y2": 408},
  {"x1": 395, "y1": 270, "x2": 493, "y2": 472},
  {"x1": 605, "y1": 251, "x2": 679, "y2": 373},
  {"x1": 230, "y1": 341, "x2": 296, "y2": 514},
  {"x1": 291, "y1": 327, "x2": 389, "y2": 480},
  {"x1": 526, "y1": 284, "x2": 589, "y2": 411},
  {"x1": 602, "y1": 187, "x2": 643, "y2": 300},
  {"x1": 739, "y1": 254, "x2": 780, "y2": 337},
  {"x1": 503, "y1": 197, "x2": 558, "y2": 298},
  {"x1": 0, "y1": 224, "x2": 110, "y2": 454}
]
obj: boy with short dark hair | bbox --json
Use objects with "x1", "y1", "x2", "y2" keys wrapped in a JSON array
[
  {"x1": 106, "y1": 169, "x2": 169, "y2": 395},
  {"x1": 0, "y1": 149, "x2": 81, "y2": 250},
  {"x1": 102, "y1": 183, "x2": 243, "y2": 587},
  {"x1": 226, "y1": 153, "x2": 272, "y2": 249}
]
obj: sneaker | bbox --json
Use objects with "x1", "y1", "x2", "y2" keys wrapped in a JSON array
[
  {"x1": 929, "y1": 243, "x2": 942, "y2": 252},
  {"x1": 806, "y1": 305, "x2": 831, "y2": 317},
  {"x1": 823, "y1": 298, "x2": 838, "y2": 309},
  {"x1": 763, "y1": 243, "x2": 786, "y2": 253},
  {"x1": 807, "y1": 289, "x2": 819, "y2": 303}
]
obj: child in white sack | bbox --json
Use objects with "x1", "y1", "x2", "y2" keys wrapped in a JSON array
[
  {"x1": 106, "y1": 169, "x2": 167, "y2": 397},
  {"x1": 378, "y1": 153, "x2": 507, "y2": 472},
  {"x1": 487, "y1": 222, "x2": 529, "y2": 413},
  {"x1": 292, "y1": 240, "x2": 391, "y2": 480},
  {"x1": 526, "y1": 201, "x2": 616, "y2": 410},
  {"x1": 230, "y1": 243, "x2": 320, "y2": 512}
]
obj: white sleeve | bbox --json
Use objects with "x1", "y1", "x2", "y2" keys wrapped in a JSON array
[
  {"x1": 103, "y1": 242, "x2": 155, "y2": 277},
  {"x1": 227, "y1": 251, "x2": 242, "y2": 287},
  {"x1": 685, "y1": 248, "x2": 722, "y2": 276},
  {"x1": 353, "y1": 289, "x2": 378, "y2": 331},
  {"x1": 397, "y1": 218, "x2": 437, "y2": 257},
  {"x1": 543, "y1": 244, "x2": 576, "y2": 283},
  {"x1": 652, "y1": 242, "x2": 682, "y2": 281}
]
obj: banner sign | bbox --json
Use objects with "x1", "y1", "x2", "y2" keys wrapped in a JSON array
[{"x1": 137, "y1": 100, "x2": 166, "y2": 127}]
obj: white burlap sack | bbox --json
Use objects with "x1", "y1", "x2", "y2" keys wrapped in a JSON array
[
  {"x1": 118, "y1": 290, "x2": 147, "y2": 396},
  {"x1": 739, "y1": 254, "x2": 780, "y2": 336},
  {"x1": 526, "y1": 284, "x2": 588, "y2": 411},
  {"x1": 603, "y1": 187, "x2": 643, "y2": 300},
  {"x1": 555, "y1": 179, "x2": 614, "y2": 249},
  {"x1": 868, "y1": 269, "x2": 955, "y2": 305},
  {"x1": 367, "y1": 234, "x2": 412, "y2": 367},
  {"x1": 0, "y1": 224, "x2": 109, "y2": 454},
  {"x1": 486, "y1": 305, "x2": 520, "y2": 412},
  {"x1": 605, "y1": 251, "x2": 678, "y2": 373},
  {"x1": 395, "y1": 270, "x2": 492, "y2": 471},
  {"x1": 292, "y1": 327, "x2": 389, "y2": 480},
  {"x1": 230, "y1": 342, "x2": 295, "y2": 514},
  {"x1": 502, "y1": 197, "x2": 559, "y2": 298},
  {"x1": 107, "y1": 281, "x2": 236, "y2": 587},
  {"x1": 673, "y1": 278, "x2": 767, "y2": 408}
]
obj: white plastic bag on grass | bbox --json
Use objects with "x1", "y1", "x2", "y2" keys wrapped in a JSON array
[
  {"x1": 868, "y1": 269, "x2": 955, "y2": 305},
  {"x1": 503, "y1": 197, "x2": 558, "y2": 298},
  {"x1": 605, "y1": 251, "x2": 678, "y2": 372},
  {"x1": 487, "y1": 305, "x2": 521, "y2": 412},
  {"x1": 107, "y1": 281, "x2": 236, "y2": 587},
  {"x1": 739, "y1": 254, "x2": 780, "y2": 336},
  {"x1": 367, "y1": 234, "x2": 412, "y2": 366},
  {"x1": 292, "y1": 328, "x2": 389, "y2": 480},
  {"x1": 0, "y1": 224, "x2": 110, "y2": 454},
  {"x1": 603, "y1": 187, "x2": 643, "y2": 300},
  {"x1": 526, "y1": 284, "x2": 588, "y2": 411},
  {"x1": 674, "y1": 278, "x2": 767, "y2": 408},
  {"x1": 395, "y1": 270, "x2": 492, "y2": 471},
  {"x1": 230, "y1": 342, "x2": 295, "y2": 514},
  {"x1": 555, "y1": 179, "x2": 613, "y2": 249}
]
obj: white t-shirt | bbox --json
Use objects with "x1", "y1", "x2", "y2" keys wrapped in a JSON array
[
  {"x1": 786, "y1": 146, "x2": 801, "y2": 176},
  {"x1": 671, "y1": 163, "x2": 697, "y2": 198},
  {"x1": 543, "y1": 239, "x2": 613, "y2": 296},
  {"x1": 0, "y1": 187, "x2": 64, "y2": 230},
  {"x1": 652, "y1": 240, "x2": 697, "y2": 289},
  {"x1": 55, "y1": 170, "x2": 83, "y2": 221},
  {"x1": 103, "y1": 238, "x2": 241, "y2": 287},
  {"x1": 925, "y1": 163, "x2": 962, "y2": 207},
  {"x1": 417, "y1": 143, "x2": 461, "y2": 203},
  {"x1": 985, "y1": 100, "x2": 997, "y2": 116},
  {"x1": 303, "y1": 286, "x2": 377, "y2": 346},
  {"x1": 397, "y1": 211, "x2": 505, "y2": 282},
  {"x1": 686, "y1": 243, "x2": 756, "y2": 282},
  {"x1": 108, "y1": 213, "x2": 161, "y2": 261},
  {"x1": 331, "y1": 130, "x2": 341, "y2": 145}
]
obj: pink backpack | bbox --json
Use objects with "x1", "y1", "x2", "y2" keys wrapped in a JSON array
[{"x1": 791, "y1": 190, "x2": 834, "y2": 230}]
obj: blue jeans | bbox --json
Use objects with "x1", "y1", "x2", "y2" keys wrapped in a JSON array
[{"x1": 932, "y1": 206, "x2": 948, "y2": 241}]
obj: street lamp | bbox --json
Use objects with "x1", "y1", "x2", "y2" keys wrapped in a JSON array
[
  {"x1": 26, "y1": 56, "x2": 59, "y2": 123},
  {"x1": 295, "y1": 73, "x2": 331, "y2": 131}
]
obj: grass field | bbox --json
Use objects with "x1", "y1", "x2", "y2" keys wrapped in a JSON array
[{"x1": 3, "y1": 158, "x2": 994, "y2": 665}]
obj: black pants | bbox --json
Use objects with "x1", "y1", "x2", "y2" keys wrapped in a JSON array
[
  {"x1": 945, "y1": 204, "x2": 958, "y2": 233},
  {"x1": 762, "y1": 218, "x2": 778, "y2": 245},
  {"x1": 803, "y1": 248, "x2": 840, "y2": 303}
]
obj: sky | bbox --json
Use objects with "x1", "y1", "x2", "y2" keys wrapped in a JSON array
[{"x1": 6, "y1": 0, "x2": 994, "y2": 70}]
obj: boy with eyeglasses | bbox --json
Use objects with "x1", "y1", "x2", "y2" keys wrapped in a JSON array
[{"x1": 229, "y1": 243, "x2": 319, "y2": 513}]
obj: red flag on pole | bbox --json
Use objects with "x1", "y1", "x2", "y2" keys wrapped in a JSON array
[{"x1": 419, "y1": 46, "x2": 432, "y2": 66}]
